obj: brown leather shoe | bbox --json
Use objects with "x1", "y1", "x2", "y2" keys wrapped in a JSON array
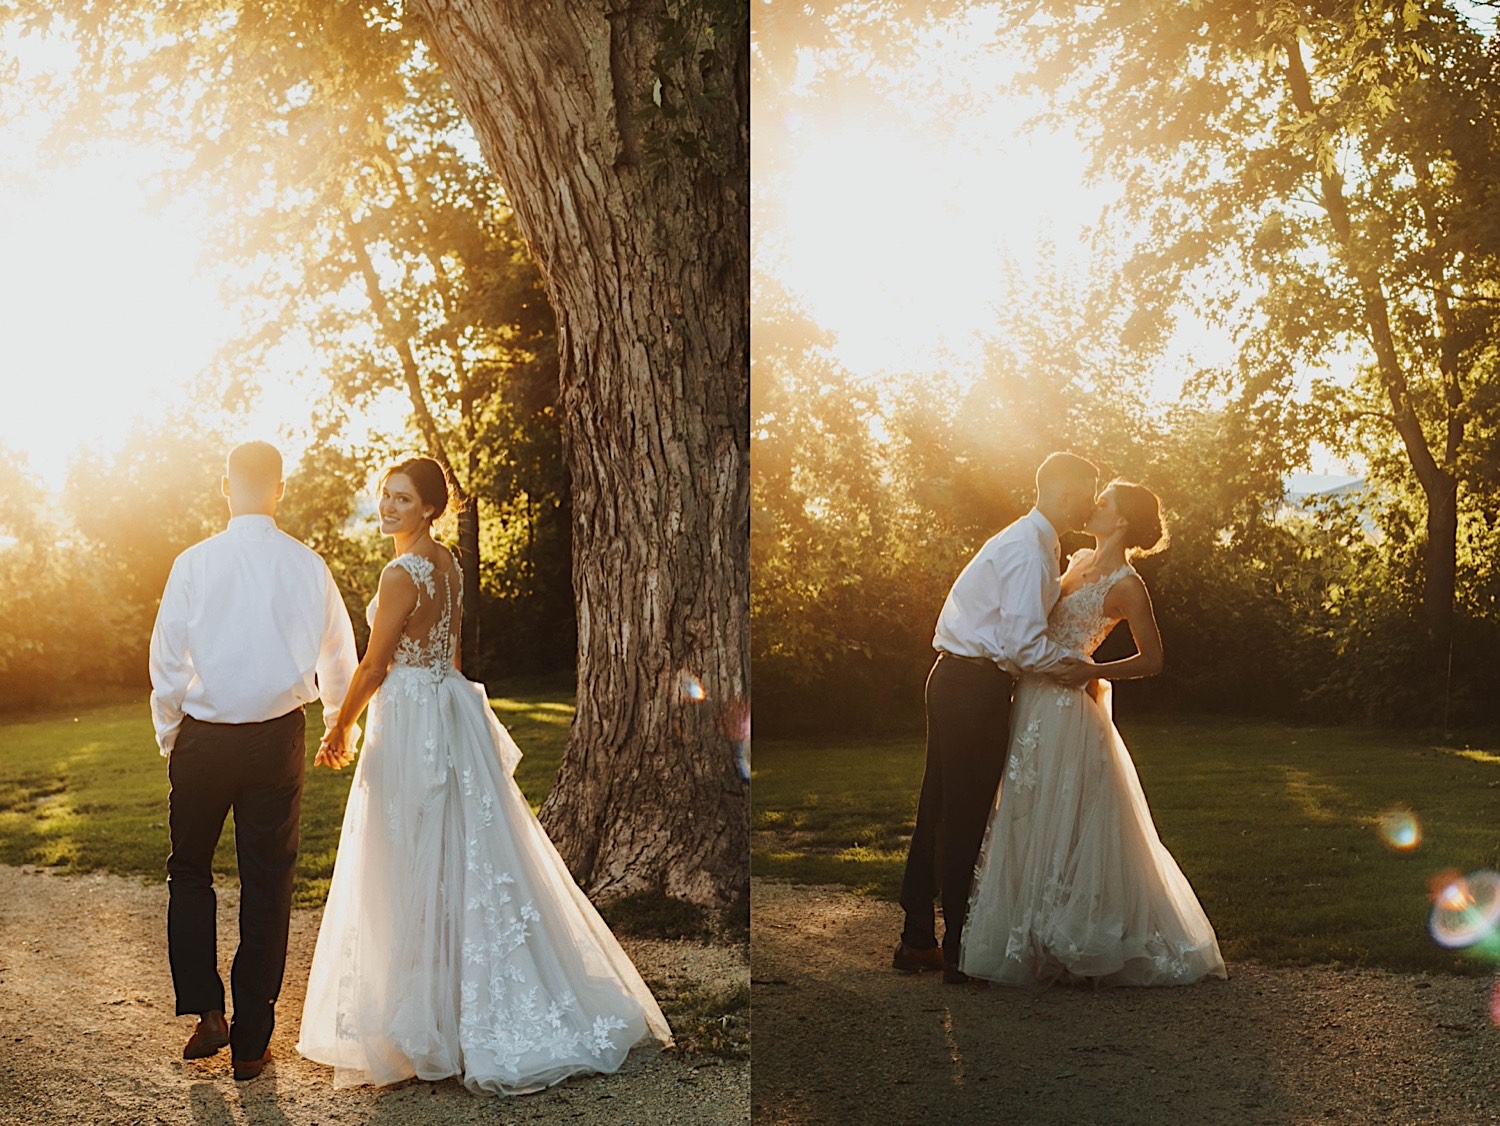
[
  {"x1": 182, "y1": 1011, "x2": 230, "y2": 1060},
  {"x1": 233, "y1": 1050, "x2": 271, "y2": 1081},
  {"x1": 892, "y1": 941, "x2": 945, "y2": 973}
]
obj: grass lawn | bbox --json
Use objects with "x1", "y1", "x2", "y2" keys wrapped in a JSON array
[
  {"x1": 752, "y1": 716, "x2": 1500, "y2": 975},
  {"x1": 0, "y1": 690, "x2": 572, "y2": 909}
]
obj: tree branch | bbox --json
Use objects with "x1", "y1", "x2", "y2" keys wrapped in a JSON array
[
  {"x1": 1279, "y1": 35, "x2": 1449, "y2": 494},
  {"x1": 341, "y1": 207, "x2": 465, "y2": 497}
]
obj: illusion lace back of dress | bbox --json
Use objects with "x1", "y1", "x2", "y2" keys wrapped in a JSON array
[
  {"x1": 366, "y1": 553, "x2": 459, "y2": 677},
  {"x1": 1047, "y1": 559, "x2": 1136, "y2": 656}
]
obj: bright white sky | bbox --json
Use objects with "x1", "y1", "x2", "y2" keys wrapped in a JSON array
[
  {"x1": 762, "y1": 10, "x2": 1168, "y2": 383},
  {"x1": 0, "y1": 145, "x2": 238, "y2": 488},
  {"x1": 0, "y1": 27, "x2": 407, "y2": 495}
]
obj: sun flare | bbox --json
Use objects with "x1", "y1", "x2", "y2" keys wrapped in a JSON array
[
  {"x1": 758, "y1": 15, "x2": 1113, "y2": 389},
  {"x1": 0, "y1": 145, "x2": 246, "y2": 489},
  {"x1": 778, "y1": 112, "x2": 1102, "y2": 379}
]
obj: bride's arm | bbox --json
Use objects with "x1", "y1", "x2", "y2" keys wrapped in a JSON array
[
  {"x1": 1089, "y1": 574, "x2": 1164, "y2": 681},
  {"x1": 315, "y1": 566, "x2": 420, "y2": 768}
]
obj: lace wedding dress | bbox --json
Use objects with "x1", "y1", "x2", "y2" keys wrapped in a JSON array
[
  {"x1": 959, "y1": 555, "x2": 1226, "y2": 987},
  {"x1": 297, "y1": 553, "x2": 671, "y2": 1093}
]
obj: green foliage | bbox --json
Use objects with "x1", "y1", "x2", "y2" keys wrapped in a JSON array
[
  {"x1": 1002, "y1": 0, "x2": 1500, "y2": 658},
  {"x1": 0, "y1": 430, "x2": 229, "y2": 709},
  {"x1": 751, "y1": 286, "x2": 940, "y2": 733},
  {"x1": 17, "y1": 0, "x2": 574, "y2": 684},
  {"x1": 62, "y1": 420, "x2": 228, "y2": 614},
  {"x1": 276, "y1": 440, "x2": 389, "y2": 647},
  {"x1": 475, "y1": 489, "x2": 574, "y2": 675},
  {"x1": 753, "y1": 719, "x2": 1500, "y2": 974},
  {"x1": 0, "y1": 692, "x2": 572, "y2": 907},
  {"x1": 751, "y1": 2, "x2": 1500, "y2": 730}
]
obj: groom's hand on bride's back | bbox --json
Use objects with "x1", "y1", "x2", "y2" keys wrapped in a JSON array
[{"x1": 1048, "y1": 657, "x2": 1098, "y2": 689}]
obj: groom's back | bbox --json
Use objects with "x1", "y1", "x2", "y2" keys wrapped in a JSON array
[{"x1": 159, "y1": 516, "x2": 338, "y2": 726}]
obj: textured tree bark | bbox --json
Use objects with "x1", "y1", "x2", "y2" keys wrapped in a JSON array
[{"x1": 405, "y1": 0, "x2": 749, "y2": 907}]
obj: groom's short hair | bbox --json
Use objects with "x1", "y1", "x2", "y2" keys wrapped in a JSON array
[
  {"x1": 227, "y1": 441, "x2": 283, "y2": 492},
  {"x1": 1035, "y1": 451, "x2": 1098, "y2": 493}
]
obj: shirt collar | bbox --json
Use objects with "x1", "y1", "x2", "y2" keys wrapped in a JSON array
[
  {"x1": 1025, "y1": 507, "x2": 1062, "y2": 552},
  {"x1": 227, "y1": 514, "x2": 279, "y2": 535}
]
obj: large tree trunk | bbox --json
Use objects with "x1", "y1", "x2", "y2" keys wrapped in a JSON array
[
  {"x1": 1421, "y1": 472, "x2": 1459, "y2": 664},
  {"x1": 407, "y1": 1, "x2": 750, "y2": 908}
]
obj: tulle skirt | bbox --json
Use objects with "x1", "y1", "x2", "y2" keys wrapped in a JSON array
[
  {"x1": 297, "y1": 666, "x2": 671, "y2": 1093},
  {"x1": 960, "y1": 678, "x2": 1226, "y2": 987}
]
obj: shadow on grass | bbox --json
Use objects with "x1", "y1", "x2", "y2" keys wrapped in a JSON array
[
  {"x1": 752, "y1": 717, "x2": 1500, "y2": 975},
  {"x1": 0, "y1": 691, "x2": 575, "y2": 909}
]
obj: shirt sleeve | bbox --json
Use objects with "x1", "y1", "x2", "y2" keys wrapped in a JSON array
[
  {"x1": 148, "y1": 557, "x2": 193, "y2": 757},
  {"x1": 315, "y1": 565, "x2": 361, "y2": 741},
  {"x1": 990, "y1": 544, "x2": 1078, "y2": 676}
]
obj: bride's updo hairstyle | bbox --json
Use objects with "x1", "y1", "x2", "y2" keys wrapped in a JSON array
[
  {"x1": 1110, "y1": 480, "x2": 1169, "y2": 558},
  {"x1": 382, "y1": 456, "x2": 450, "y2": 524}
]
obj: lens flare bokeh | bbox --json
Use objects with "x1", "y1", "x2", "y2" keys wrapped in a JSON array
[
  {"x1": 679, "y1": 672, "x2": 706, "y2": 703},
  {"x1": 1376, "y1": 809, "x2": 1421, "y2": 851},
  {"x1": 1428, "y1": 870, "x2": 1500, "y2": 950}
]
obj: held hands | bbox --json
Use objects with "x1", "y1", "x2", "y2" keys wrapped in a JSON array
[
  {"x1": 1048, "y1": 656, "x2": 1099, "y2": 690},
  {"x1": 315, "y1": 725, "x2": 355, "y2": 770}
]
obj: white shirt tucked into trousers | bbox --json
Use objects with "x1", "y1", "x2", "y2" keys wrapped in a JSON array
[{"x1": 149, "y1": 514, "x2": 359, "y2": 755}]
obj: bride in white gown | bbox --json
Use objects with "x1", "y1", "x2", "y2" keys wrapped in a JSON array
[
  {"x1": 960, "y1": 481, "x2": 1226, "y2": 987},
  {"x1": 297, "y1": 457, "x2": 671, "y2": 1093}
]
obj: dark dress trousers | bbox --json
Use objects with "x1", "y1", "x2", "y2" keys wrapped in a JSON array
[
  {"x1": 898, "y1": 652, "x2": 1014, "y2": 965},
  {"x1": 166, "y1": 709, "x2": 306, "y2": 1061}
]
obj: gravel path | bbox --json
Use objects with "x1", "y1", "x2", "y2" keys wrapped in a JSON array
[
  {"x1": 0, "y1": 865, "x2": 748, "y2": 1125},
  {"x1": 752, "y1": 881, "x2": 1500, "y2": 1124}
]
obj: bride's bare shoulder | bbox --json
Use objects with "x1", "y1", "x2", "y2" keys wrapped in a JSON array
[
  {"x1": 1062, "y1": 546, "x2": 1096, "y2": 572},
  {"x1": 437, "y1": 542, "x2": 461, "y2": 576},
  {"x1": 1105, "y1": 567, "x2": 1153, "y2": 614}
]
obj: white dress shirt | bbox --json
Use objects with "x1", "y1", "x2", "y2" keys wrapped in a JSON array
[
  {"x1": 932, "y1": 508, "x2": 1078, "y2": 676},
  {"x1": 149, "y1": 515, "x2": 359, "y2": 756}
]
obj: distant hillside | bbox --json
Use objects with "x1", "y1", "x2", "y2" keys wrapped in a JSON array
[{"x1": 1284, "y1": 473, "x2": 1364, "y2": 500}]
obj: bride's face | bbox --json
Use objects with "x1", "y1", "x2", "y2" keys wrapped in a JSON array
[
  {"x1": 1084, "y1": 488, "x2": 1124, "y2": 539},
  {"x1": 379, "y1": 472, "x2": 433, "y2": 537}
]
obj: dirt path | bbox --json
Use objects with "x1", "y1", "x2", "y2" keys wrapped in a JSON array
[
  {"x1": 752, "y1": 881, "x2": 1500, "y2": 1124},
  {"x1": 0, "y1": 865, "x2": 747, "y2": 1125}
]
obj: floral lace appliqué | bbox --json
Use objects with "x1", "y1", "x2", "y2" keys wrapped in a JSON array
[
  {"x1": 1048, "y1": 560, "x2": 1135, "y2": 657},
  {"x1": 367, "y1": 553, "x2": 459, "y2": 684},
  {"x1": 1145, "y1": 930, "x2": 1198, "y2": 981},
  {"x1": 1007, "y1": 717, "x2": 1042, "y2": 790},
  {"x1": 456, "y1": 867, "x2": 632, "y2": 1070},
  {"x1": 395, "y1": 553, "x2": 437, "y2": 597}
]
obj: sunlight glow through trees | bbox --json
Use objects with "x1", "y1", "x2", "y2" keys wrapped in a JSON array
[{"x1": 0, "y1": 28, "x2": 407, "y2": 492}]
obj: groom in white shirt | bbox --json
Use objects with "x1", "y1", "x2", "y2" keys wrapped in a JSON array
[
  {"x1": 149, "y1": 441, "x2": 359, "y2": 1079},
  {"x1": 894, "y1": 451, "x2": 1099, "y2": 983}
]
